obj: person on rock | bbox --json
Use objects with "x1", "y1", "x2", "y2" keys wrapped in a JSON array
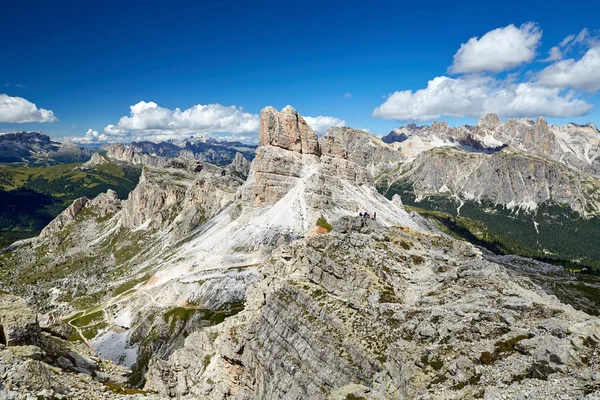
[{"x1": 373, "y1": 212, "x2": 377, "y2": 220}]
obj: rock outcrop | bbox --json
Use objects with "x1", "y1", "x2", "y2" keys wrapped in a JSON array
[
  {"x1": 240, "y1": 106, "x2": 413, "y2": 230},
  {"x1": 383, "y1": 146, "x2": 600, "y2": 215},
  {"x1": 39, "y1": 197, "x2": 89, "y2": 239},
  {"x1": 259, "y1": 106, "x2": 320, "y2": 155},
  {"x1": 0, "y1": 293, "x2": 40, "y2": 346},
  {"x1": 378, "y1": 113, "x2": 600, "y2": 217},
  {"x1": 227, "y1": 152, "x2": 251, "y2": 179},
  {"x1": 523, "y1": 117, "x2": 556, "y2": 155},
  {"x1": 320, "y1": 126, "x2": 403, "y2": 177},
  {"x1": 80, "y1": 152, "x2": 110, "y2": 169},
  {"x1": 104, "y1": 143, "x2": 171, "y2": 168},
  {"x1": 0, "y1": 293, "x2": 152, "y2": 399},
  {"x1": 145, "y1": 221, "x2": 600, "y2": 399},
  {"x1": 38, "y1": 313, "x2": 72, "y2": 340}
]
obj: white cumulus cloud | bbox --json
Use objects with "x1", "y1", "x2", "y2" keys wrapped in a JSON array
[
  {"x1": 70, "y1": 129, "x2": 110, "y2": 144},
  {"x1": 450, "y1": 23, "x2": 542, "y2": 73},
  {"x1": 372, "y1": 75, "x2": 592, "y2": 121},
  {"x1": 103, "y1": 101, "x2": 260, "y2": 140},
  {"x1": 0, "y1": 94, "x2": 58, "y2": 123},
  {"x1": 303, "y1": 115, "x2": 346, "y2": 135},
  {"x1": 538, "y1": 45, "x2": 600, "y2": 92}
]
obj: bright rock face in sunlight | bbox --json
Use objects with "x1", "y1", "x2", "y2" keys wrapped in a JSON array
[
  {"x1": 3, "y1": 3, "x2": 600, "y2": 398},
  {"x1": 3, "y1": 105, "x2": 600, "y2": 399}
]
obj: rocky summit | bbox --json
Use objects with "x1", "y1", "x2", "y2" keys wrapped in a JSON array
[{"x1": 2, "y1": 106, "x2": 600, "y2": 399}]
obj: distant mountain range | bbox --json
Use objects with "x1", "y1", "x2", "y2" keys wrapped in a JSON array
[
  {"x1": 0, "y1": 131, "x2": 91, "y2": 165},
  {"x1": 0, "y1": 131, "x2": 258, "y2": 167},
  {"x1": 0, "y1": 132, "x2": 257, "y2": 248},
  {"x1": 111, "y1": 137, "x2": 256, "y2": 166},
  {"x1": 375, "y1": 114, "x2": 600, "y2": 269}
]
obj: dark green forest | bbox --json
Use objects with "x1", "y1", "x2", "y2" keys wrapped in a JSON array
[
  {"x1": 0, "y1": 161, "x2": 141, "y2": 248},
  {"x1": 381, "y1": 182, "x2": 600, "y2": 273}
]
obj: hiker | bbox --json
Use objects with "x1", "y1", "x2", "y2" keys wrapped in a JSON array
[{"x1": 373, "y1": 212, "x2": 377, "y2": 220}]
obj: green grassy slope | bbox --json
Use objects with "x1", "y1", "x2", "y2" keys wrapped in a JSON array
[
  {"x1": 381, "y1": 183, "x2": 600, "y2": 272},
  {"x1": 0, "y1": 161, "x2": 141, "y2": 248}
]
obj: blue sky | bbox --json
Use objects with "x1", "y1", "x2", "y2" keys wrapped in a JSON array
[{"x1": 1, "y1": 0, "x2": 600, "y2": 143}]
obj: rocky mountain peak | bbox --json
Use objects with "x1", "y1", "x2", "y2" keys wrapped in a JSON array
[
  {"x1": 535, "y1": 116, "x2": 547, "y2": 127},
  {"x1": 567, "y1": 122, "x2": 600, "y2": 131},
  {"x1": 80, "y1": 152, "x2": 109, "y2": 169},
  {"x1": 0, "y1": 131, "x2": 48, "y2": 142},
  {"x1": 430, "y1": 120, "x2": 449, "y2": 133},
  {"x1": 477, "y1": 113, "x2": 500, "y2": 129},
  {"x1": 227, "y1": 152, "x2": 251, "y2": 179},
  {"x1": 524, "y1": 116, "x2": 556, "y2": 154},
  {"x1": 259, "y1": 105, "x2": 321, "y2": 155}
]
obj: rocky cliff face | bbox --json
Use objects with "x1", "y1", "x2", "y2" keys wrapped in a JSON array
[
  {"x1": 104, "y1": 143, "x2": 173, "y2": 168},
  {"x1": 226, "y1": 152, "x2": 251, "y2": 179},
  {"x1": 381, "y1": 146, "x2": 600, "y2": 216},
  {"x1": 240, "y1": 106, "x2": 412, "y2": 230},
  {"x1": 39, "y1": 197, "x2": 90, "y2": 240},
  {"x1": 144, "y1": 219, "x2": 600, "y2": 399},
  {"x1": 378, "y1": 114, "x2": 600, "y2": 217},
  {"x1": 383, "y1": 114, "x2": 600, "y2": 178},
  {"x1": 259, "y1": 106, "x2": 320, "y2": 155},
  {"x1": 320, "y1": 126, "x2": 404, "y2": 178}
]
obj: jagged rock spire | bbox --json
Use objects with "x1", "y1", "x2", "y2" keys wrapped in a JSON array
[
  {"x1": 259, "y1": 106, "x2": 320, "y2": 155},
  {"x1": 477, "y1": 113, "x2": 500, "y2": 129},
  {"x1": 228, "y1": 152, "x2": 251, "y2": 179}
]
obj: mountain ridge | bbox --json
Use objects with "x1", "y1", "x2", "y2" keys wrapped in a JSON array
[
  {"x1": 2, "y1": 106, "x2": 600, "y2": 399},
  {"x1": 0, "y1": 131, "x2": 90, "y2": 165}
]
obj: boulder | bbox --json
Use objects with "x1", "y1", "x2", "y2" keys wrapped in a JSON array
[
  {"x1": 0, "y1": 293, "x2": 40, "y2": 346},
  {"x1": 38, "y1": 314, "x2": 72, "y2": 340},
  {"x1": 11, "y1": 359, "x2": 52, "y2": 391}
]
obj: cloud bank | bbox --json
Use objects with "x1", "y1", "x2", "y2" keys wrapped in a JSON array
[
  {"x1": 450, "y1": 23, "x2": 542, "y2": 74},
  {"x1": 304, "y1": 115, "x2": 346, "y2": 135},
  {"x1": 105, "y1": 101, "x2": 260, "y2": 138},
  {"x1": 76, "y1": 101, "x2": 345, "y2": 143},
  {"x1": 373, "y1": 76, "x2": 591, "y2": 121},
  {"x1": 375, "y1": 24, "x2": 600, "y2": 122},
  {"x1": 538, "y1": 47, "x2": 600, "y2": 92},
  {"x1": 0, "y1": 94, "x2": 58, "y2": 123}
]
